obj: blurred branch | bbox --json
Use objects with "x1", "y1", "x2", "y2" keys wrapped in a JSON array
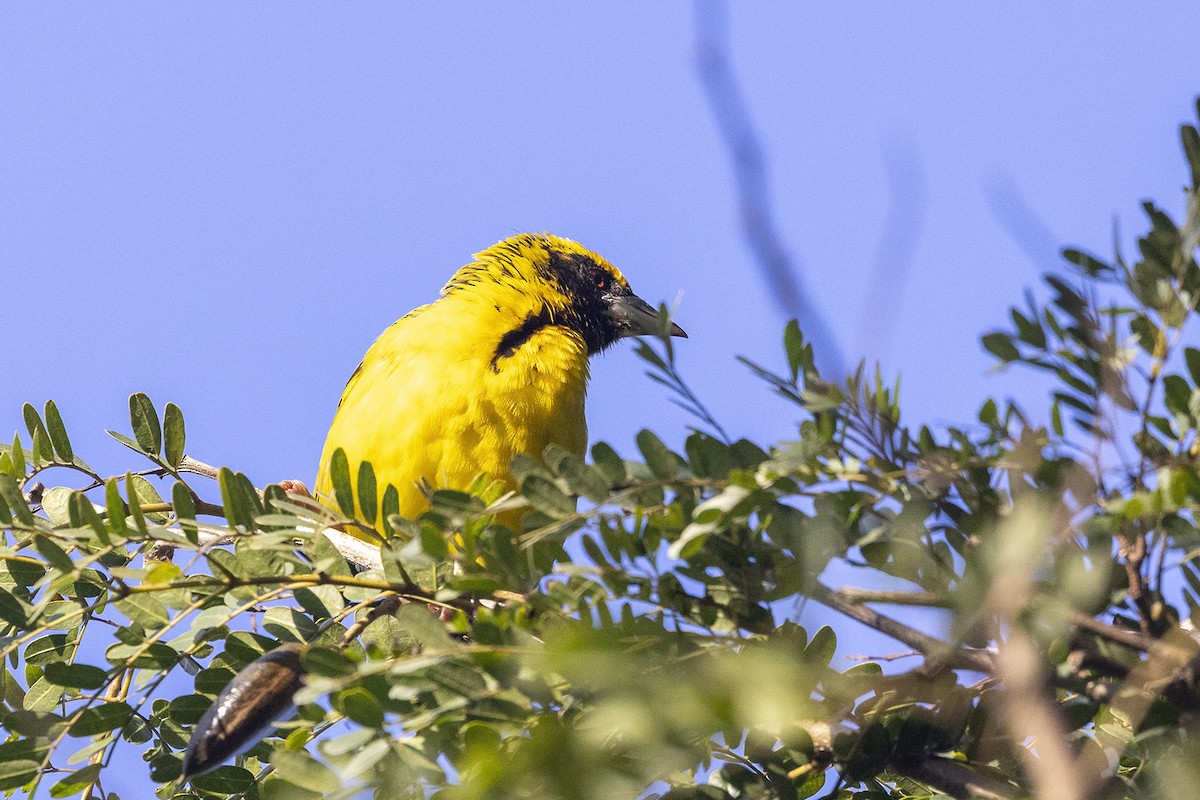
[
  {"x1": 895, "y1": 755, "x2": 1017, "y2": 800},
  {"x1": 985, "y1": 512, "x2": 1106, "y2": 800},
  {"x1": 982, "y1": 168, "x2": 1062, "y2": 275},
  {"x1": 693, "y1": 0, "x2": 846, "y2": 378},
  {"x1": 856, "y1": 135, "x2": 928, "y2": 361},
  {"x1": 994, "y1": 627, "x2": 1096, "y2": 800}
]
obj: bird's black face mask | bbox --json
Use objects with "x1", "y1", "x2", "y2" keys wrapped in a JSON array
[{"x1": 545, "y1": 248, "x2": 686, "y2": 355}]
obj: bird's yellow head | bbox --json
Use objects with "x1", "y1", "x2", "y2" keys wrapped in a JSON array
[{"x1": 442, "y1": 233, "x2": 686, "y2": 355}]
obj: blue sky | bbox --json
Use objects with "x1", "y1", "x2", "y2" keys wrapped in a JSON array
[{"x1": 4, "y1": 5, "x2": 1199, "y2": 484}]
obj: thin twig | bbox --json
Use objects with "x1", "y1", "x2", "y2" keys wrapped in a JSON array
[{"x1": 844, "y1": 650, "x2": 921, "y2": 663}]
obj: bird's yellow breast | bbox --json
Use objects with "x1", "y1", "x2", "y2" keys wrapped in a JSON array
[{"x1": 315, "y1": 292, "x2": 590, "y2": 526}]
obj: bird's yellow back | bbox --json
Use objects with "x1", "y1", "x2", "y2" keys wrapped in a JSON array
[{"x1": 315, "y1": 232, "x2": 684, "y2": 532}]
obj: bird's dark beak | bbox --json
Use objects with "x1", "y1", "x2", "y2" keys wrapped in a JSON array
[{"x1": 607, "y1": 293, "x2": 687, "y2": 339}]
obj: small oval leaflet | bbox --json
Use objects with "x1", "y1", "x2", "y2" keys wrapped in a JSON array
[{"x1": 181, "y1": 643, "x2": 305, "y2": 780}]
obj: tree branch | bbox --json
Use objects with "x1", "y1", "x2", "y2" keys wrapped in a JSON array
[
  {"x1": 834, "y1": 587, "x2": 950, "y2": 607},
  {"x1": 808, "y1": 582, "x2": 993, "y2": 673},
  {"x1": 693, "y1": 0, "x2": 845, "y2": 377}
]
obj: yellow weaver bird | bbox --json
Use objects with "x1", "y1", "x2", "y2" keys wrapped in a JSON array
[{"x1": 314, "y1": 232, "x2": 686, "y2": 532}]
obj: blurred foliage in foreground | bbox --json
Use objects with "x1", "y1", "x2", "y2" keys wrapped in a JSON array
[{"x1": 4, "y1": 102, "x2": 1200, "y2": 800}]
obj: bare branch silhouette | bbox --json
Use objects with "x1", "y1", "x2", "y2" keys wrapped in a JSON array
[
  {"x1": 693, "y1": 0, "x2": 846, "y2": 378},
  {"x1": 856, "y1": 134, "x2": 928, "y2": 361},
  {"x1": 983, "y1": 168, "x2": 1062, "y2": 274}
]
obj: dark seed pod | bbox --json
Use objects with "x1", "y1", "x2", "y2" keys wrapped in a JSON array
[{"x1": 181, "y1": 643, "x2": 305, "y2": 780}]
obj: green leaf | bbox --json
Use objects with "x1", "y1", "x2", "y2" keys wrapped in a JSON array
[
  {"x1": 22, "y1": 677, "x2": 65, "y2": 713},
  {"x1": 163, "y1": 402, "x2": 186, "y2": 469},
  {"x1": 49, "y1": 764, "x2": 101, "y2": 799},
  {"x1": 25, "y1": 634, "x2": 77, "y2": 666},
  {"x1": 0, "y1": 474, "x2": 34, "y2": 527},
  {"x1": 195, "y1": 665, "x2": 237, "y2": 697},
  {"x1": 784, "y1": 319, "x2": 811, "y2": 380},
  {"x1": 393, "y1": 603, "x2": 455, "y2": 651},
  {"x1": 381, "y1": 484, "x2": 400, "y2": 535},
  {"x1": 105, "y1": 429, "x2": 144, "y2": 455},
  {"x1": 148, "y1": 754, "x2": 183, "y2": 784},
  {"x1": 520, "y1": 474, "x2": 575, "y2": 518},
  {"x1": 10, "y1": 432, "x2": 27, "y2": 476},
  {"x1": 271, "y1": 749, "x2": 341, "y2": 794},
  {"x1": 39, "y1": 487, "x2": 74, "y2": 526},
  {"x1": 128, "y1": 474, "x2": 168, "y2": 524},
  {"x1": 545, "y1": 444, "x2": 610, "y2": 502},
  {"x1": 222, "y1": 631, "x2": 275, "y2": 666},
  {"x1": 115, "y1": 593, "x2": 170, "y2": 628},
  {"x1": 68, "y1": 491, "x2": 108, "y2": 543},
  {"x1": 33, "y1": 535, "x2": 75, "y2": 576},
  {"x1": 636, "y1": 429, "x2": 679, "y2": 479},
  {"x1": 22, "y1": 403, "x2": 53, "y2": 463},
  {"x1": 103, "y1": 479, "x2": 129, "y2": 537},
  {"x1": 104, "y1": 641, "x2": 177, "y2": 670},
  {"x1": 173, "y1": 481, "x2": 198, "y2": 542},
  {"x1": 30, "y1": 428, "x2": 53, "y2": 466},
  {"x1": 236, "y1": 470, "x2": 265, "y2": 519},
  {"x1": 981, "y1": 331, "x2": 1020, "y2": 362},
  {"x1": 0, "y1": 759, "x2": 39, "y2": 791},
  {"x1": 42, "y1": 401, "x2": 73, "y2": 462},
  {"x1": 128, "y1": 392, "x2": 162, "y2": 455},
  {"x1": 1163, "y1": 374, "x2": 1192, "y2": 418},
  {"x1": 43, "y1": 662, "x2": 107, "y2": 690},
  {"x1": 189, "y1": 766, "x2": 255, "y2": 795},
  {"x1": 219, "y1": 467, "x2": 256, "y2": 531},
  {"x1": 633, "y1": 339, "x2": 669, "y2": 373},
  {"x1": 263, "y1": 607, "x2": 319, "y2": 643},
  {"x1": 341, "y1": 738, "x2": 391, "y2": 780},
  {"x1": 978, "y1": 398, "x2": 998, "y2": 426},
  {"x1": 590, "y1": 441, "x2": 627, "y2": 485},
  {"x1": 357, "y1": 460, "x2": 377, "y2": 526},
  {"x1": 169, "y1": 694, "x2": 214, "y2": 726},
  {"x1": 68, "y1": 701, "x2": 132, "y2": 737},
  {"x1": 509, "y1": 452, "x2": 554, "y2": 484},
  {"x1": 302, "y1": 647, "x2": 357, "y2": 678},
  {"x1": 1182, "y1": 123, "x2": 1200, "y2": 190},
  {"x1": 685, "y1": 433, "x2": 733, "y2": 479},
  {"x1": 3, "y1": 710, "x2": 65, "y2": 738},
  {"x1": 1186, "y1": 348, "x2": 1200, "y2": 387},
  {"x1": 803, "y1": 625, "x2": 837, "y2": 667},
  {"x1": 1010, "y1": 308, "x2": 1046, "y2": 348},
  {"x1": 329, "y1": 448, "x2": 354, "y2": 517},
  {"x1": 338, "y1": 686, "x2": 385, "y2": 727},
  {"x1": 124, "y1": 471, "x2": 148, "y2": 536},
  {"x1": 418, "y1": 523, "x2": 450, "y2": 560},
  {"x1": 1062, "y1": 247, "x2": 1113, "y2": 277},
  {"x1": 0, "y1": 587, "x2": 30, "y2": 627}
]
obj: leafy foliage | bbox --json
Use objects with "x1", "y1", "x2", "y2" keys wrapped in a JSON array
[{"x1": 3, "y1": 101, "x2": 1200, "y2": 800}]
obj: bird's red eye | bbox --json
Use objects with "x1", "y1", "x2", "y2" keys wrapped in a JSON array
[{"x1": 593, "y1": 269, "x2": 607, "y2": 290}]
